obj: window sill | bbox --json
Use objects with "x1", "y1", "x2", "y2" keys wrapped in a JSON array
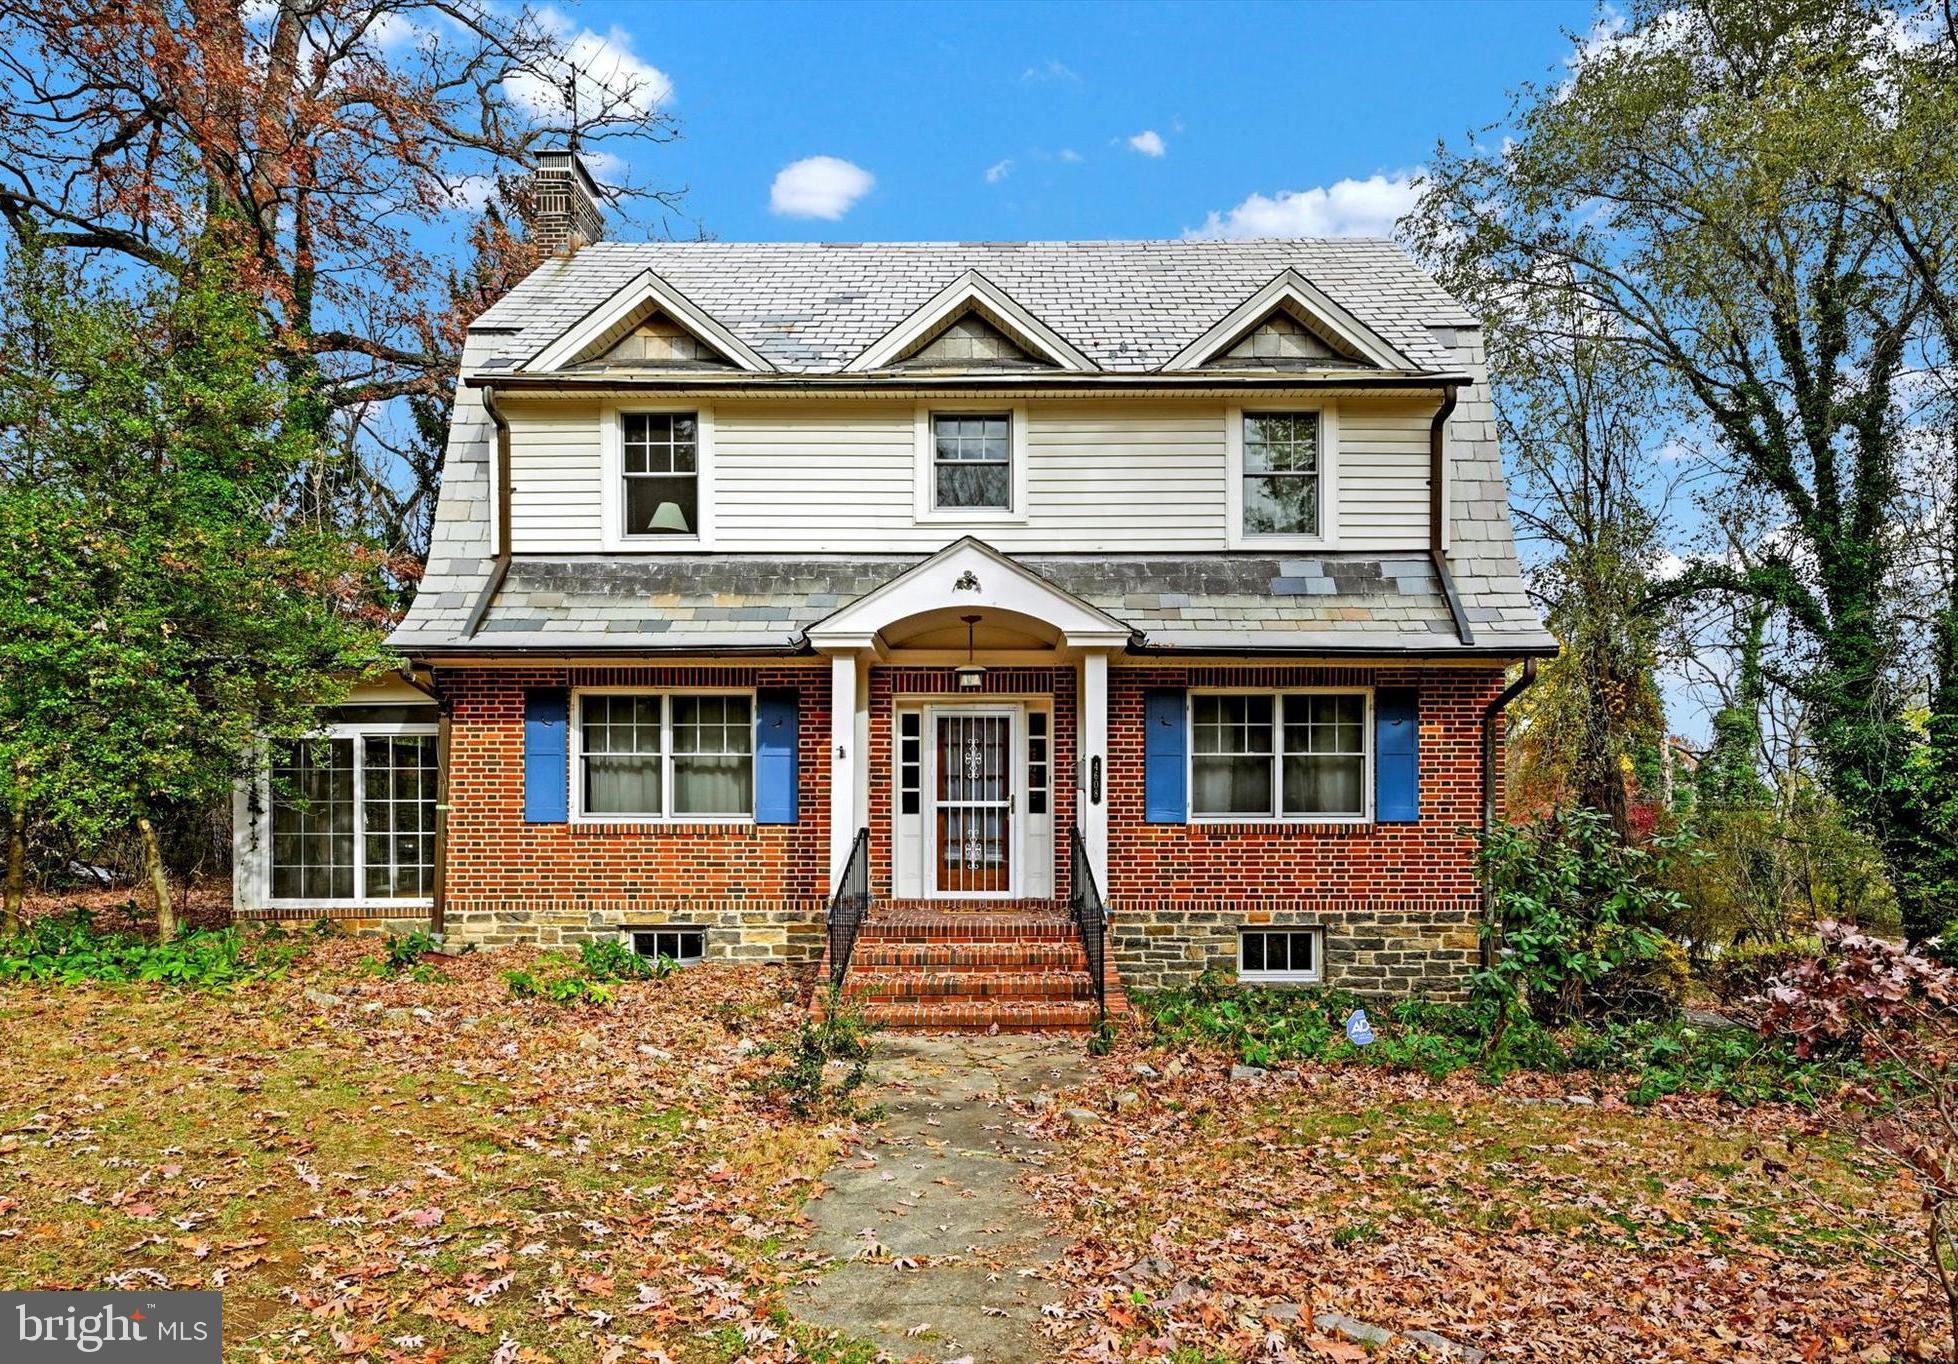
[
  {"x1": 261, "y1": 898, "x2": 435, "y2": 912},
  {"x1": 1187, "y1": 815, "x2": 1372, "y2": 829},
  {"x1": 917, "y1": 509, "x2": 1027, "y2": 526},
  {"x1": 1227, "y1": 533, "x2": 1337, "y2": 551},
  {"x1": 570, "y1": 817, "x2": 759, "y2": 835},
  {"x1": 1238, "y1": 972, "x2": 1325, "y2": 986}
]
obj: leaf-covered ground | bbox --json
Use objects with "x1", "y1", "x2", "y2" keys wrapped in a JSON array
[
  {"x1": 0, "y1": 937, "x2": 864, "y2": 1363},
  {"x1": 0, "y1": 936, "x2": 1941, "y2": 1363},
  {"x1": 1029, "y1": 1043, "x2": 1940, "y2": 1362}
]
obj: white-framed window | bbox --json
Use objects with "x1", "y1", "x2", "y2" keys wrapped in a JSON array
[
  {"x1": 1190, "y1": 690, "x2": 1370, "y2": 822},
  {"x1": 265, "y1": 721, "x2": 437, "y2": 906},
  {"x1": 1238, "y1": 928, "x2": 1323, "y2": 984},
  {"x1": 573, "y1": 689, "x2": 754, "y2": 821},
  {"x1": 626, "y1": 926, "x2": 707, "y2": 964},
  {"x1": 601, "y1": 405, "x2": 715, "y2": 549},
  {"x1": 913, "y1": 403, "x2": 1028, "y2": 521},
  {"x1": 1225, "y1": 404, "x2": 1338, "y2": 549}
]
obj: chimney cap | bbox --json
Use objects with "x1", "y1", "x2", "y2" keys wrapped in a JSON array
[{"x1": 534, "y1": 146, "x2": 604, "y2": 200}]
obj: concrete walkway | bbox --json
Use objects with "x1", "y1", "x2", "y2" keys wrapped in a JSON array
[{"x1": 789, "y1": 1034, "x2": 1088, "y2": 1363}]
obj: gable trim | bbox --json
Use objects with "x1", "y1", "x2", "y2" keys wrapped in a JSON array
[
  {"x1": 1162, "y1": 269, "x2": 1418, "y2": 373},
  {"x1": 806, "y1": 536, "x2": 1133, "y2": 650},
  {"x1": 843, "y1": 270, "x2": 1096, "y2": 374},
  {"x1": 523, "y1": 270, "x2": 777, "y2": 374}
]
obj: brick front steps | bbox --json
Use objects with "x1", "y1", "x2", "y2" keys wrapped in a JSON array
[{"x1": 815, "y1": 900, "x2": 1128, "y2": 1033}]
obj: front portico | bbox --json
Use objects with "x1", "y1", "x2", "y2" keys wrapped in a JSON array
[{"x1": 805, "y1": 537, "x2": 1129, "y2": 902}]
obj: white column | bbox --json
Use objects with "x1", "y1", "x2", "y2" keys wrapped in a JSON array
[
  {"x1": 1079, "y1": 650, "x2": 1110, "y2": 894},
  {"x1": 829, "y1": 651, "x2": 860, "y2": 886},
  {"x1": 853, "y1": 654, "x2": 873, "y2": 838}
]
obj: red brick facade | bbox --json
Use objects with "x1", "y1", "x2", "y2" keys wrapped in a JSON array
[{"x1": 423, "y1": 659, "x2": 1508, "y2": 995}]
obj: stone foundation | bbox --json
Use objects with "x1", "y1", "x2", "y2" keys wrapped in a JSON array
[
  {"x1": 1109, "y1": 895, "x2": 1483, "y2": 998},
  {"x1": 441, "y1": 898, "x2": 829, "y2": 961}
]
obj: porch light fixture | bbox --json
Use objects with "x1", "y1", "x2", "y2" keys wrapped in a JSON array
[{"x1": 956, "y1": 614, "x2": 986, "y2": 690}]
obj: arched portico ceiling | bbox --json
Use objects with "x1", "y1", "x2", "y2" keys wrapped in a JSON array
[{"x1": 805, "y1": 537, "x2": 1134, "y2": 654}]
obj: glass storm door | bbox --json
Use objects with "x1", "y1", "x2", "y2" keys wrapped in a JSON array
[{"x1": 932, "y1": 711, "x2": 1014, "y2": 896}]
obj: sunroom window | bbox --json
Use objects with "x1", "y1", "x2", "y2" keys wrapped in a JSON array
[
  {"x1": 1191, "y1": 692, "x2": 1368, "y2": 820},
  {"x1": 270, "y1": 730, "x2": 435, "y2": 903},
  {"x1": 578, "y1": 692, "x2": 753, "y2": 819}
]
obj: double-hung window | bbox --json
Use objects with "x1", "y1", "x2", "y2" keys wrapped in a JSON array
[
  {"x1": 621, "y1": 412, "x2": 699, "y2": 537},
  {"x1": 1240, "y1": 411, "x2": 1321, "y2": 538},
  {"x1": 269, "y1": 723, "x2": 437, "y2": 904},
  {"x1": 1190, "y1": 691, "x2": 1368, "y2": 820},
  {"x1": 931, "y1": 413, "x2": 1012, "y2": 510},
  {"x1": 578, "y1": 692, "x2": 753, "y2": 820}
]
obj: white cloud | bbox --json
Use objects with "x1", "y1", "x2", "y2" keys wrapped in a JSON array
[
  {"x1": 985, "y1": 159, "x2": 1014, "y2": 184},
  {"x1": 769, "y1": 156, "x2": 875, "y2": 220},
  {"x1": 504, "y1": 13, "x2": 673, "y2": 123},
  {"x1": 1185, "y1": 172, "x2": 1423, "y2": 240},
  {"x1": 1020, "y1": 59, "x2": 1079, "y2": 83},
  {"x1": 1058, "y1": 148, "x2": 1083, "y2": 164},
  {"x1": 1127, "y1": 129, "x2": 1166, "y2": 157}
]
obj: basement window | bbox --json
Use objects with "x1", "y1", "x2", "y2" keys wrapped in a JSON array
[
  {"x1": 1238, "y1": 928, "x2": 1322, "y2": 985},
  {"x1": 629, "y1": 928, "x2": 706, "y2": 965}
]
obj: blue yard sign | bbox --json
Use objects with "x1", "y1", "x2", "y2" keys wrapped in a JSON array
[{"x1": 1345, "y1": 1010, "x2": 1375, "y2": 1046}]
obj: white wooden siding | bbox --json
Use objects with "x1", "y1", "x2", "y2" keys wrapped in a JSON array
[
  {"x1": 1335, "y1": 400, "x2": 1433, "y2": 550},
  {"x1": 505, "y1": 400, "x2": 603, "y2": 551},
  {"x1": 504, "y1": 397, "x2": 1433, "y2": 554}
]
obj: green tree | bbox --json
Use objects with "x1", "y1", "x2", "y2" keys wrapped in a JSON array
[
  {"x1": 1409, "y1": 0, "x2": 1958, "y2": 939},
  {"x1": 0, "y1": 228, "x2": 386, "y2": 938},
  {"x1": 1457, "y1": 283, "x2": 1669, "y2": 833}
]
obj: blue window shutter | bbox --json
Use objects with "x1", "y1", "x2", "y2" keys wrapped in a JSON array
[
  {"x1": 754, "y1": 688, "x2": 800, "y2": 824},
  {"x1": 523, "y1": 689, "x2": 569, "y2": 824},
  {"x1": 1375, "y1": 687, "x2": 1420, "y2": 823},
  {"x1": 1144, "y1": 689, "x2": 1188, "y2": 824}
]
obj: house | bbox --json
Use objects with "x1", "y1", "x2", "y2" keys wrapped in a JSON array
[{"x1": 232, "y1": 151, "x2": 1555, "y2": 1029}]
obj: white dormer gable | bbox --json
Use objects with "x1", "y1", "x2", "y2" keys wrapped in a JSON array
[
  {"x1": 844, "y1": 270, "x2": 1095, "y2": 373},
  {"x1": 523, "y1": 269, "x2": 777, "y2": 373},
  {"x1": 1162, "y1": 268, "x2": 1418, "y2": 373},
  {"x1": 806, "y1": 537, "x2": 1132, "y2": 652}
]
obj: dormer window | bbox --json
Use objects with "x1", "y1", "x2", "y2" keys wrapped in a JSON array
[
  {"x1": 932, "y1": 413, "x2": 1012, "y2": 510},
  {"x1": 622, "y1": 412, "x2": 698, "y2": 537},
  {"x1": 1241, "y1": 412, "x2": 1320, "y2": 537}
]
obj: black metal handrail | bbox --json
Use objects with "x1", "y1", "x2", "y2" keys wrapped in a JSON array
[
  {"x1": 1068, "y1": 826, "x2": 1109, "y2": 1022},
  {"x1": 826, "y1": 827, "x2": 871, "y2": 989}
]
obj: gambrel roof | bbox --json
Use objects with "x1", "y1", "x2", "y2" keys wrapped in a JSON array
[{"x1": 469, "y1": 239, "x2": 1476, "y2": 377}]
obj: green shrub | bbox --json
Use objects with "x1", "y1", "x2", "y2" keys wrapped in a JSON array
[
  {"x1": 1134, "y1": 978, "x2": 1894, "y2": 1106},
  {"x1": 579, "y1": 937, "x2": 676, "y2": 981},
  {"x1": 502, "y1": 966, "x2": 614, "y2": 1006},
  {"x1": 1702, "y1": 936, "x2": 1823, "y2": 1004},
  {"x1": 0, "y1": 910, "x2": 304, "y2": 988},
  {"x1": 761, "y1": 991, "x2": 876, "y2": 1118}
]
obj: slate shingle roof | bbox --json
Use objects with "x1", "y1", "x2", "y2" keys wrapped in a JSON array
[
  {"x1": 454, "y1": 553, "x2": 1467, "y2": 653},
  {"x1": 392, "y1": 239, "x2": 1553, "y2": 657},
  {"x1": 470, "y1": 239, "x2": 1475, "y2": 376}
]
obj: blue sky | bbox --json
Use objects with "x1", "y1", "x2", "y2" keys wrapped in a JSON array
[{"x1": 567, "y1": 0, "x2": 1600, "y2": 243}]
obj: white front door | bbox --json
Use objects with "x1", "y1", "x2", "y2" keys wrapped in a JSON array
[{"x1": 927, "y1": 707, "x2": 1017, "y2": 898}]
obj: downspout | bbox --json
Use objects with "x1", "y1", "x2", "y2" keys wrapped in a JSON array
[
  {"x1": 1427, "y1": 384, "x2": 1475, "y2": 646},
  {"x1": 461, "y1": 382, "x2": 513, "y2": 639},
  {"x1": 395, "y1": 666, "x2": 450, "y2": 937},
  {"x1": 1480, "y1": 658, "x2": 1537, "y2": 963}
]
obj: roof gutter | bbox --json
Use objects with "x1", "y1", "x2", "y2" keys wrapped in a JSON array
[
  {"x1": 463, "y1": 372, "x2": 1474, "y2": 395},
  {"x1": 460, "y1": 385, "x2": 514, "y2": 639},
  {"x1": 1427, "y1": 384, "x2": 1475, "y2": 647}
]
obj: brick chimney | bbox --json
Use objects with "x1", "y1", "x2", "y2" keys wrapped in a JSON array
[{"x1": 526, "y1": 148, "x2": 605, "y2": 256}]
